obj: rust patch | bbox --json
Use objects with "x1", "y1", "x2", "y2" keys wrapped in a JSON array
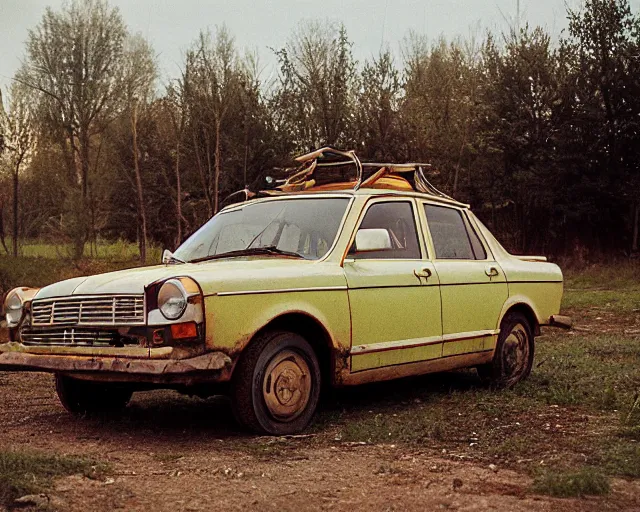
[
  {"x1": 332, "y1": 345, "x2": 350, "y2": 386},
  {"x1": 339, "y1": 351, "x2": 493, "y2": 386},
  {"x1": 0, "y1": 349, "x2": 233, "y2": 384}
]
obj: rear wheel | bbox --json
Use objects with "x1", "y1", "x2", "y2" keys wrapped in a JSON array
[
  {"x1": 477, "y1": 312, "x2": 534, "y2": 388},
  {"x1": 55, "y1": 374, "x2": 133, "y2": 415},
  {"x1": 231, "y1": 330, "x2": 321, "y2": 435}
]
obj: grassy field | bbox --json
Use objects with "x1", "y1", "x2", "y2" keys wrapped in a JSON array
[
  {"x1": 0, "y1": 240, "x2": 158, "y2": 298},
  {"x1": 4, "y1": 238, "x2": 162, "y2": 262},
  {"x1": 0, "y1": 252, "x2": 638, "y2": 503},
  {"x1": 311, "y1": 261, "x2": 640, "y2": 497},
  {"x1": 0, "y1": 450, "x2": 107, "y2": 508}
]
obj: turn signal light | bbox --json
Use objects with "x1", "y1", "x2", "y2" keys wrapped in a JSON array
[{"x1": 170, "y1": 322, "x2": 198, "y2": 340}]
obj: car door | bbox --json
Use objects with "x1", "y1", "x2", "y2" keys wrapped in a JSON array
[
  {"x1": 344, "y1": 198, "x2": 443, "y2": 372},
  {"x1": 421, "y1": 202, "x2": 508, "y2": 357}
]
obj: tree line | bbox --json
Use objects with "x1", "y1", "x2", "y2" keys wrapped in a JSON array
[{"x1": 0, "y1": 0, "x2": 639, "y2": 262}]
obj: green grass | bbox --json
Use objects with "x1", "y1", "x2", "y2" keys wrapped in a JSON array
[
  {"x1": 532, "y1": 468, "x2": 610, "y2": 498},
  {"x1": 520, "y1": 334, "x2": 640, "y2": 410},
  {"x1": 0, "y1": 257, "x2": 141, "y2": 297},
  {"x1": 329, "y1": 328, "x2": 640, "y2": 478},
  {"x1": 4, "y1": 237, "x2": 162, "y2": 262},
  {"x1": 0, "y1": 450, "x2": 107, "y2": 508},
  {"x1": 598, "y1": 439, "x2": 640, "y2": 478},
  {"x1": 562, "y1": 289, "x2": 640, "y2": 311},
  {"x1": 564, "y1": 261, "x2": 640, "y2": 291},
  {"x1": 562, "y1": 261, "x2": 640, "y2": 311}
]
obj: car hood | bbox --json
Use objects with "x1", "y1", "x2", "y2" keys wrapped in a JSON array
[{"x1": 34, "y1": 257, "x2": 346, "y2": 300}]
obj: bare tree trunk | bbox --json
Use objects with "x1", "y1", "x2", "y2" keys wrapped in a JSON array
[
  {"x1": 192, "y1": 129, "x2": 213, "y2": 217},
  {"x1": 205, "y1": 133, "x2": 214, "y2": 217},
  {"x1": 175, "y1": 138, "x2": 182, "y2": 245},
  {"x1": 0, "y1": 201, "x2": 9, "y2": 255},
  {"x1": 132, "y1": 100, "x2": 147, "y2": 264},
  {"x1": 214, "y1": 118, "x2": 221, "y2": 214},
  {"x1": 632, "y1": 201, "x2": 639, "y2": 254},
  {"x1": 12, "y1": 160, "x2": 19, "y2": 257}
]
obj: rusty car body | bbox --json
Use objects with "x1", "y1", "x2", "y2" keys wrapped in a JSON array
[{"x1": 0, "y1": 148, "x2": 570, "y2": 434}]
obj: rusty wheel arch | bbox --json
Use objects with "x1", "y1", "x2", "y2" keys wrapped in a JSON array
[
  {"x1": 244, "y1": 312, "x2": 338, "y2": 388},
  {"x1": 502, "y1": 303, "x2": 540, "y2": 336}
]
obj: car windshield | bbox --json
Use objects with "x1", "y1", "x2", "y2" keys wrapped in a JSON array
[{"x1": 174, "y1": 197, "x2": 351, "y2": 262}]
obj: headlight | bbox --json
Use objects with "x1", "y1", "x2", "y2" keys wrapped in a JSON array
[
  {"x1": 157, "y1": 279, "x2": 188, "y2": 320},
  {"x1": 2, "y1": 288, "x2": 40, "y2": 328},
  {"x1": 4, "y1": 290, "x2": 24, "y2": 327}
]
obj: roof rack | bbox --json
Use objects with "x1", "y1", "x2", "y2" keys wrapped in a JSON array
[{"x1": 220, "y1": 147, "x2": 459, "y2": 208}]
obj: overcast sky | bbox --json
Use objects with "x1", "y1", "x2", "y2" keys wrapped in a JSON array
[{"x1": 2, "y1": 0, "x2": 638, "y2": 91}]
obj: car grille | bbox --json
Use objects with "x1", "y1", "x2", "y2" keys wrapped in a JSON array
[
  {"x1": 31, "y1": 295, "x2": 145, "y2": 327},
  {"x1": 20, "y1": 327, "x2": 121, "y2": 347}
]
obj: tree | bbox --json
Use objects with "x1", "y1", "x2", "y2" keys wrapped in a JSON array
[
  {"x1": 183, "y1": 27, "x2": 242, "y2": 215},
  {"x1": 565, "y1": 0, "x2": 640, "y2": 253},
  {"x1": 121, "y1": 34, "x2": 156, "y2": 263},
  {"x1": 354, "y1": 49, "x2": 403, "y2": 160},
  {"x1": 18, "y1": 0, "x2": 129, "y2": 259},
  {"x1": 400, "y1": 35, "x2": 480, "y2": 194},
  {"x1": 0, "y1": 82, "x2": 36, "y2": 256},
  {"x1": 470, "y1": 28, "x2": 564, "y2": 252},
  {"x1": 272, "y1": 21, "x2": 357, "y2": 152}
]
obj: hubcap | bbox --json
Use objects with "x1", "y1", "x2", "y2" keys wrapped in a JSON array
[
  {"x1": 262, "y1": 350, "x2": 311, "y2": 422},
  {"x1": 501, "y1": 322, "x2": 530, "y2": 384}
]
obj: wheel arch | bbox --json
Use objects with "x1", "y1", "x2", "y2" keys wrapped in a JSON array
[
  {"x1": 244, "y1": 311, "x2": 342, "y2": 387},
  {"x1": 499, "y1": 301, "x2": 540, "y2": 336}
]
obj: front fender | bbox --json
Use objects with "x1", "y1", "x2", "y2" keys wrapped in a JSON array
[{"x1": 203, "y1": 290, "x2": 351, "y2": 356}]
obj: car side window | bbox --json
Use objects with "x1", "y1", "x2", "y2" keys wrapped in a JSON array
[
  {"x1": 424, "y1": 204, "x2": 486, "y2": 260},
  {"x1": 350, "y1": 201, "x2": 421, "y2": 260}
]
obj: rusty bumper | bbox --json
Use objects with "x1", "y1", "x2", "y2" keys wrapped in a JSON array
[{"x1": 0, "y1": 345, "x2": 233, "y2": 384}]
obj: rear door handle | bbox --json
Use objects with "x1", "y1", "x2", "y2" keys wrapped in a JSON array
[
  {"x1": 414, "y1": 267, "x2": 432, "y2": 279},
  {"x1": 485, "y1": 266, "x2": 500, "y2": 277}
]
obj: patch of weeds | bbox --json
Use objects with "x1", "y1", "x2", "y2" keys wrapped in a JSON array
[
  {"x1": 153, "y1": 452, "x2": 184, "y2": 464},
  {"x1": 340, "y1": 410, "x2": 430, "y2": 444},
  {"x1": 240, "y1": 440, "x2": 290, "y2": 460},
  {"x1": 564, "y1": 262, "x2": 640, "y2": 292},
  {"x1": 597, "y1": 439, "x2": 640, "y2": 478},
  {"x1": 0, "y1": 449, "x2": 107, "y2": 508},
  {"x1": 532, "y1": 468, "x2": 610, "y2": 498},
  {"x1": 617, "y1": 425, "x2": 640, "y2": 441},
  {"x1": 487, "y1": 435, "x2": 534, "y2": 460},
  {"x1": 518, "y1": 334, "x2": 640, "y2": 411},
  {"x1": 562, "y1": 289, "x2": 640, "y2": 311},
  {"x1": 373, "y1": 463, "x2": 405, "y2": 476}
]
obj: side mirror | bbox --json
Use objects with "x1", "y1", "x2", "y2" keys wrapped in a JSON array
[
  {"x1": 162, "y1": 249, "x2": 173, "y2": 264},
  {"x1": 354, "y1": 228, "x2": 392, "y2": 253}
]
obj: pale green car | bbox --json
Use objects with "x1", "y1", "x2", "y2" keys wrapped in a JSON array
[{"x1": 0, "y1": 149, "x2": 570, "y2": 435}]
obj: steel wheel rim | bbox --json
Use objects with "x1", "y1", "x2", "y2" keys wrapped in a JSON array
[
  {"x1": 501, "y1": 322, "x2": 530, "y2": 384},
  {"x1": 262, "y1": 349, "x2": 311, "y2": 422}
]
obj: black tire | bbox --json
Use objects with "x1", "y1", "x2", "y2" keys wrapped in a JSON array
[
  {"x1": 477, "y1": 312, "x2": 534, "y2": 388},
  {"x1": 231, "y1": 330, "x2": 321, "y2": 435},
  {"x1": 55, "y1": 374, "x2": 133, "y2": 415}
]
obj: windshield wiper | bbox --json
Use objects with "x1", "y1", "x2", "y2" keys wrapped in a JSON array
[
  {"x1": 162, "y1": 250, "x2": 186, "y2": 265},
  {"x1": 189, "y1": 246, "x2": 304, "y2": 263}
]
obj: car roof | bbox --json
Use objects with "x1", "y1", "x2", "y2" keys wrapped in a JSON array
[{"x1": 220, "y1": 188, "x2": 470, "y2": 213}]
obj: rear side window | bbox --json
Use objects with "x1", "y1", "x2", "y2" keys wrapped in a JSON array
[{"x1": 424, "y1": 204, "x2": 486, "y2": 260}]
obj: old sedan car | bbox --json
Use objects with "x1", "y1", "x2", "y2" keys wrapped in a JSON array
[{"x1": 0, "y1": 148, "x2": 570, "y2": 435}]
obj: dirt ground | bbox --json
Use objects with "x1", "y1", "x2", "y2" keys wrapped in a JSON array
[{"x1": 1, "y1": 370, "x2": 639, "y2": 512}]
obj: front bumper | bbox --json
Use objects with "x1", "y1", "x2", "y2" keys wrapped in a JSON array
[{"x1": 0, "y1": 342, "x2": 233, "y2": 384}]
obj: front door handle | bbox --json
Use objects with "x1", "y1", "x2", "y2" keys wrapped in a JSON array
[
  {"x1": 414, "y1": 267, "x2": 432, "y2": 279},
  {"x1": 485, "y1": 266, "x2": 500, "y2": 277}
]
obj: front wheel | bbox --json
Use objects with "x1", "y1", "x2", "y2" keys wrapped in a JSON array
[
  {"x1": 55, "y1": 374, "x2": 133, "y2": 415},
  {"x1": 231, "y1": 331, "x2": 321, "y2": 435},
  {"x1": 477, "y1": 312, "x2": 534, "y2": 388}
]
